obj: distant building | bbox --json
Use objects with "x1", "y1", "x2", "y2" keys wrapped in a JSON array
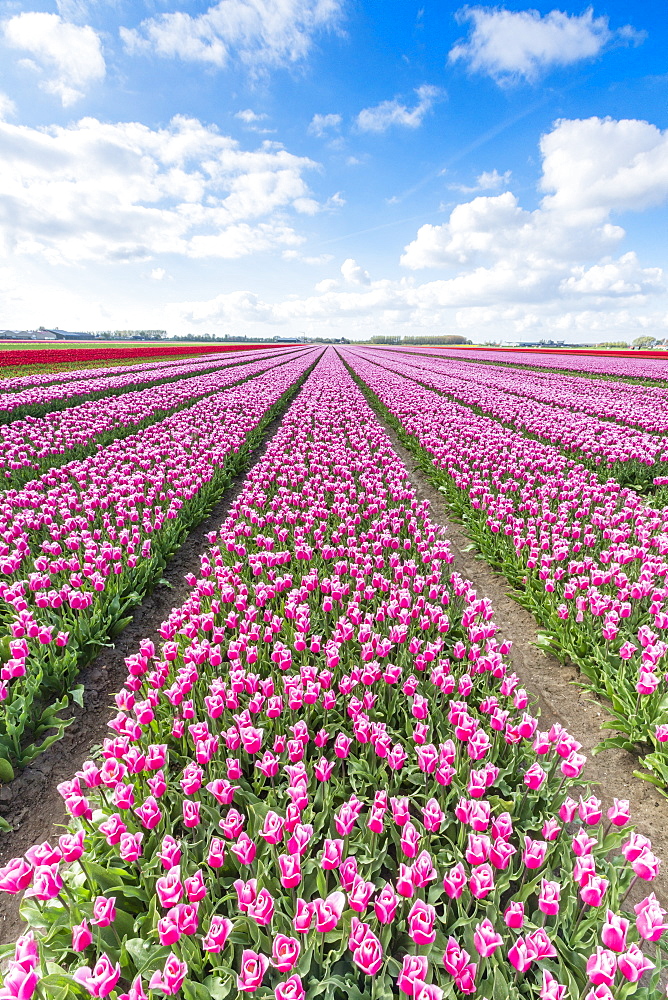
[{"x1": 517, "y1": 340, "x2": 568, "y2": 348}]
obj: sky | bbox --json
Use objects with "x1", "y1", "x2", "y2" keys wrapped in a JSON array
[{"x1": 0, "y1": 1, "x2": 667, "y2": 343}]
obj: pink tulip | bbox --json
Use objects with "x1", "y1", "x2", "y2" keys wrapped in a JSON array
[
  {"x1": 321, "y1": 839, "x2": 344, "y2": 870},
  {"x1": 202, "y1": 915, "x2": 233, "y2": 952},
  {"x1": 374, "y1": 884, "x2": 399, "y2": 924},
  {"x1": 538, "y1": 879, "x2": 561, "y2": 916},
  {"x1": 0, "y1": 859, "x2": 33, "y2": 894},
  {"x1": 504, "y1": 901, "x2": 525, "y2": 929},
  {"x1": 407, "y1": 899, "x2": 436, "y2": 945},
  {"x1": 293, "y1": 898, "x2": 313, "y2": 934},
  {"x1": 247, "y1": 888, "x2": 275, "y2": 926},
  {"x1": 271, "y1": 935, "x2": 300, "y2": 972},
  {"x1": 473, "y1": 918, "x2": 502, "y2": 957},
  {"x1": 149, "y1": 953, "x2": 188, "y2": 995},
  {"x1": 73, "y1": 954, "x2": 121, "y2": 997},
  {"x1": 634, "y1": 893, "x2": 668, "y2": 941},
  {"x1": 617, "y1": 943, "x2": 655, "y2": 982},
  {"x1": 278, "y1": 854, "x2": 302, "y2": 888},
  {"x1": 351, "y1": 927, "x2": 383, "y2": 975},
  {"x1": 586, "y1": 947, "x2": 616, "y2": 986},
  {"x1": 606, "y1": 799, "x2": 630, "y2": 827},
  {"x1": 601, "y1": 910, "x2": 628, "y2": 952},
  {"x1": 540, "y1": 971, "x2": 566, "y2": 1000},
  {"x1": 92, "y1": 896, "x2": 116, "y2": 927},
  {"x1": 274, "y1": 975, "x2": 305, "y2": 1000},
  {"x1": 580, "y1": 875, "x2": 609, "y2": 907},
  {"x1": 0, "y1": 963, "x2": 39, "y2": 1000},
  {"x1": 314, "y1": 892, "x2": 345, "y2": 932},
  {"x1": 237, "y1": 950, "x2": 270, "y2": 993},
  {"x1": 398, "y1": 955, "x2": 429, "y2": 996}
]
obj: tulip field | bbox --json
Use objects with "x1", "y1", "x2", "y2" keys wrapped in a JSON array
[{"x1": 0, "y1": 345, "x2": 667, "y2": 1000}]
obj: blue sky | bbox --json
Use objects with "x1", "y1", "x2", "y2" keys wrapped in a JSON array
[{"x1": 0, "y1": 0, "x2": 667, "y2": 342}]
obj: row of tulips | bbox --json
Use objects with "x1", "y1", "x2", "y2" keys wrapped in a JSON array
[
  {"x1": 0, "y1": 345, "x2": 284, "y2": 372},
  {"x1": 0, "y1": 348, "x2": 302, "y2": 397},
  {"x1": 341, "y1": 348, "x2": 668, "y2": 789},
  {"x1": 0, "y1": 350, "x2": 318, "y2": 769},
  {"x1": 0, "y1": 348, "x2": 664, "y2": 1000},
  {"x1": 0, "y1": 350, "x2": 302, "y2": 426},
  {"x1": 412, "y1": 349, "x2": 668, "y2": 385},
  {"x1": 0, "y1": 348, "x2": 308, "y2": 489},
  {"x1": 389, "y1": 348, "x2": 668, "y2": 453},
  {"x1": 363, "y1": 351, "x2": 667, "y2": 491},
  {"x1": 0, "y1": 355, "x2": 208, "y2": 393}
]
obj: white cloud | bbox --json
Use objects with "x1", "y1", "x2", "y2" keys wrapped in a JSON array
[
  {"x1": 400, "y1": 191, "x2": 622, "y2": 272},
  {"x1": 401, "y1": 116, "x2": 668, "y2": 281},
  {"x1": 282, "y1": 249, "x2": 333, "y2": 264},
  {"x1": 560, "y1": 252, "x2": 664, "y2": 298},
  {"x1": 235, "y1": 109, "x2": 268, "y2": 123},
  {"x1": 341, "y1": 258, "x2": 370, "y2": 285},
  {"x1": 308, "y1": 113, "x2": 342, "y2": 137},
  {"x1": 150, "y1": 267, "x2": 166, "y2": 280},
  {"x1": 121, "y1": 0, "x2": 343, "y2": 72},
  {"x1": 161, "y1": 114, "x2": 668, "y2": 341},
  {"x1": 540, "y1": 117, "x2": 668, "y2": 221},
  {"x1": 0, "y1": 115, "x2": 321, "y2": 263},
  {"x1": 3, "y1": 12, "x2": 105, "y2": 106},
  {"x1": 356, "y1": 84, "x2": 443, "y2": 133},
  {"x1": 452, "y1": 168, "x2": 512, "y2": 193},
  {"x1": 448, "y1": 6, "x2": 642, "y2": 84},
  {"x1": 0, "y1": 93, "x2": 16, "y2": 120}
]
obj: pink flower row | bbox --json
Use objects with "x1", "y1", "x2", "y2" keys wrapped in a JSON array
[{"x1": 0, "y1": 349, "x2": 662, "y2": 1000}]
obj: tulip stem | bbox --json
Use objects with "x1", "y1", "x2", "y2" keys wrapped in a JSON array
[{"x1": 620, "y1": 874, "x2": 638, "y2": 910}]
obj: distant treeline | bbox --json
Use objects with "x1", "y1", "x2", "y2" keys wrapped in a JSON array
[{"x1": 367, "y1": 335, "x2": 472, "y2": 345}]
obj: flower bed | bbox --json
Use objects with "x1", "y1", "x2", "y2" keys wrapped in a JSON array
[
  {"x1": 0, "y1": 349, "x2": 310, "y2": 488},
  {"x1": 0, "y1": 345, "x2": 296, "y2": 370},
  {"x1": 342, "y1": 349, "x2": 668, "y2": 789},
  {"x1": 0, "y1": 353, "x2": 317, "y2": 769},
  {"x1": 0, "y1": 351, "x2": 663, "y2": 1000},
  {"x1": 0, "y1": 349, "x2": 302, "y2": 396},
  {"x1": 356, "y1": 349, "x2": 668, "y2": 491},
  {"x1": 0, "y1": 352, "x2": 307, "y2": 426},
  {"x1": 418, "y1": 348, "x2": 668, "y2": 384}
]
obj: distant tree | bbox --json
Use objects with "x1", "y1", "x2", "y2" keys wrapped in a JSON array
[
  {"x1": 402, "y1": 335, "x2": 472, "y2": 345},
  {"x1": 632, "y1": 336, "x2": 658, "y2": 349}
]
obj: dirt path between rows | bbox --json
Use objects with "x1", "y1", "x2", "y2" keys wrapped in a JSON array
[
  {"x1": 0, "y1": 401, "x2": 302, "y2": 945},
  {"x1": 381, "y1": 423, "x2": 668, "y2": 910}
]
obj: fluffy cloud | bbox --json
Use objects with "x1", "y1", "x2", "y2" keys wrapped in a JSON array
[
  {"x1": 163, "y1": 114, "x2": 668, "y2": 341},
  {"x1": 341, "y1": 257, "x2": 370, "y2": 285},
  {"x1": 165, "y1": 269, "x2": 668, "y2": 343},
  {"x1": 0, "y1": 93, "x2": 16, "y2": 120},
  {"x1": 540, "y1": 117, "x2": 668, "y2": 221},
  {"x1": 400, "y1": 191, "x2": 623, "y2": 272},
  {"x1": 308, "y1": 113, "x2": 342, "y2": 137},
  {"x1": 356, "y1": 85, "x2": 443, "y2": 133},
  {"x1": 451, "y1": 168, "x2": 512, "y2": 193},
  {"x1": 448, "y1": 6, "x2": 641, "y2": 84},
  {"x1": 235, "y1": 109, "x2": 268, "y2": 123},
  {"x1": 3, "y1": 12, "x2": 105, "y2": 106},
  {"x1": 121, "y1": 0, "x2": 343, "y2": 71},
  {"x1": 560, "y1": 252, "x2": 664, "y2": 298},
  {"x1": 0, "y1": 115, "x2": 322, "y2": 263},
  {"x1": 402, "y1": 117, "x2": 668, "y2": 282}
]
